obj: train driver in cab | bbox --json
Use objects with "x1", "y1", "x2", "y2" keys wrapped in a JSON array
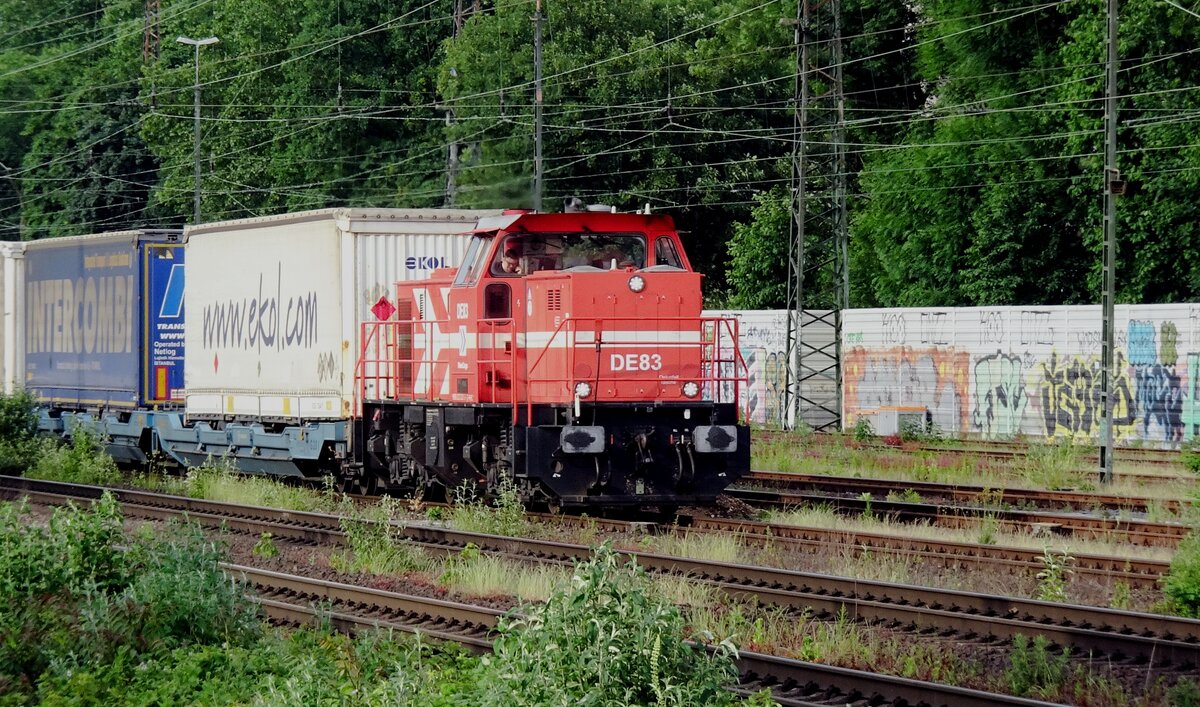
[{"x1": 500, "y1": 247, "x2": 523, "y2": 275}]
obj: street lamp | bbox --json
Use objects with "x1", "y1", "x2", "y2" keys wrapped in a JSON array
[{"x1": 176, "y1": 35, "x2": 219, "y2": 224}]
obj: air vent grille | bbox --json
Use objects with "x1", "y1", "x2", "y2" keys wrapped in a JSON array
[{"x1": 547, "y1": 289, "x2": 562, "y2": 311}]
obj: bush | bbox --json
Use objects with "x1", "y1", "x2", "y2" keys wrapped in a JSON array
[
  {"x1": 26, "y1": 423, "x2": 120, "y2": 486},
  {"x1": 0, "y1": 390, "x2": 39, "y2": 474},
  {"x1": 0, "y1": 496, "x2": 260, "y2": 700},
  {"x1": 1165, "y1": 530, "x2": 1200, "y2": 617},
  {"x1": 1182, "y1": 441, "x2": 1200, "y2": 476},
  {"x1": 467, "y1": 543, "x2": 743, "y2": 707},
  {"x1": 852, "y1": 416, "x2": 874, "y2": 443}
]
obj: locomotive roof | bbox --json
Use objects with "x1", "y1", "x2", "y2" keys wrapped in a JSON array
[{"x1": 470, "y1": 211, "x2": 677, "y2": 236}]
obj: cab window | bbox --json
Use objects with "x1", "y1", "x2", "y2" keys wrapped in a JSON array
[
  {"x1": 453, "y1": 236, "x2": 491, "y2": 287},
  {"x1": 654, "y1": 237, "x2": 683, "y2": 268}
]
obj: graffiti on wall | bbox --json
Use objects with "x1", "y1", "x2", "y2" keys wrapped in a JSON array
[
  {"x1": 1124, "y1": 320, "x2": 1185, "y2": 442},
  {"x1": 844, "y1": 346, "x2": 970, "y2": 432},
  {"x1": 1038, "y1": 352, "x2": 1137, "y2": 440},
  {"x1": 971, "y1": 352, "x2": 1028, "y2": 438}
]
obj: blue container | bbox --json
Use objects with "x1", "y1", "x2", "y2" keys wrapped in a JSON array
[{"x1": 24, "y1": 230, "x2": 184, "y2": 410}]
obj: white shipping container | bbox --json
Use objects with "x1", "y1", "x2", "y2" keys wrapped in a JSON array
[
  {"x1": 184, "y1": 208, "x2": 502, "y2": 421},
  {"x1": 0, "y1": 242, "x2": 24, "y2": 394}
]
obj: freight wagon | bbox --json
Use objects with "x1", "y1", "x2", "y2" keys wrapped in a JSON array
[
  {"x1": 156, "y1": 208, "x2": 503, "y2": 476},
  {"x1": 22, "y1": 230, "x2": 184, "y2": 465}
]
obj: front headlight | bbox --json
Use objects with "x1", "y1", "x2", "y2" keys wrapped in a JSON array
[
  {"x1": 628, "y1": 275, "x2": 646, "y2": 293},
  {"x1": 574, "y1": 381, "x2": 593, "y2": 398},
  {"x1": 681, "y1": 381, "x2": 700, "y2": 398}
]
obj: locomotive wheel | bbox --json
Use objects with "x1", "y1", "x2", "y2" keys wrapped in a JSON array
[{"x1": 343, "y1": 471, "x2": 379, "y2": 496}]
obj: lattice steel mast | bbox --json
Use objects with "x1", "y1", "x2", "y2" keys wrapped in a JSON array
[{"x1": 783, "y1": 0, "x2": 847, "y2": 432}]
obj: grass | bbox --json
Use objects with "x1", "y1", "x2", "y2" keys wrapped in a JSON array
[
  {"x1": 752, "y1": 434, "x2": 1200, "y2": 502},
  {"x1": 330, "y1": 495, "x2": 429, "y2": 576},
  {"x1": 439, "y1": 543, "x2": 567, "y2": 601},
  {"x1": 764, "y1": 504, "x2": 1176, "y2": 563},
  {"x1": 178, "y1": 456, "x2": 347, "y2": 514},
  {"x1": 646, "y1": 529, "x2": 746, "y2": 564}
]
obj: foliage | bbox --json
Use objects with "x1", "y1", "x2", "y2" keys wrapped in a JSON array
[
  {"x1": 0, "y1": 496, "x2": 260, "y2": 700},
  {"x1": 449, "y1": 476, "x2": 527, "y2": 537},
  {"x1": 466, "y1": 542, "x2": 744, "y2": 706},
  {"x1": 1165, "y1": 530, "x2": 1200, "y2": 617},
  {"x1": 885, "y1": 488, "x2": 921, "y2": 504},
  {"x1": 252, "y1": 531, "x2": 279, "y2": 559},
  {"x1": 1182, "y1": 440, "x2": 1200, "y2": 476},
  {"x1": 0, "y1": 390, "x2": 39, "y2": 474},
  {"x1": 1003, "y1": 634, "x2": 1070, "y2": 697},
  {"x1": 331, "y1": 495, "x2": 428, "y2": 576},
  {"x1": 852, "y1": 416, "x2": 875, "y2": 443},
  {"x1": 1024, "y1": 440, "x2": 1086, "y2": 490},
  {"x1": 184, "y1": 455, "x2": 346, "y2": 513},
  {"x1": 26, "y1": 423, "x2": 120, "y2": 486},
  {"x1": 1170, "y1": 678, "x2": 1200, "y2": 707},
  {"x1": 1035, "y1": 548, "x2": 1074, "y2": 603}
]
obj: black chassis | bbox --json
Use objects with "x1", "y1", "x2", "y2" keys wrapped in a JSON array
[{"x1": 352, "y1": 399, "x2": 749, "y2": 509}]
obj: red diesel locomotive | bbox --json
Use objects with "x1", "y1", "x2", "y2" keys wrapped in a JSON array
[{"x1": 351, "y1": 208, "x2": 749, "y2": 510}]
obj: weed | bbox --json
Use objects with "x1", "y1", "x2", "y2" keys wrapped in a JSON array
[
  {"x1": 859, "y1": 492, "x2": 875, "y2": 521},
  {"x1": 852, "y1": 416, "x2": 874, "y2": 443},
  {"x1": 425, "y1": 506, "x2": 446, "y2": 522},
  {"x1": 977, "y1": 514, "x2": 999, "y2": 545},
  {"x1": 1182, "y1": 440, "x2": 1200, "y2": 476},
  {"x1": 1025, "y1": 440, "x2": 1086, "y2": 490},
  {"x1": 0, "y1": 390, "x2": 39, "y2": 474},
  {"x1": 1110, "y1": 581, "x2": 1131, "y2": 611},
  {"x1": 449, "y1": 476, "x2": 526, "y2": 537},
  {"x1": 0, "y1": 497, "x2": 260, "y2": 699},
  {"x1": 652, "y1": 529, "x2": 744, "y2": 564},
  {"x1": 26, "y1": 423, "x2": 120, "y2": 486},
  {"x1": 1004, "y1": 634, "x2": 1070, "y2": 697},
  {"x1": 885, "y1": 488, "x2": 921, "y2": 504},
  {"x1": 439, "y1": 543, "x2": 565, "y2": 601},
  {"x1": 184, "y1": 455, "x2": 345, "y2": 514},
  {"x1": 1165, "y1": 530, "x2": 1200, "y2": 617},
  {"x1": 252, "y1": 532, "x2": 279, "y2": 559},
  {"x1": 797, "y1": 606, "x2": 871, "y2": 664},
  {"x1": 1035, "y1": 548, "x2": 1074, "y2": 603},
  {"x1": 472, "y1": 543, "x2": 742, "y2": 706},
  {"x1": 899, "y1": 416, "x2": 939, "y2": 442},
  {"x1": 331, "y1": 496, "x2": 428, "y2": 576},
  {"x1": 1170, "y1": 678, "x2": 1200, "y2": 707}
]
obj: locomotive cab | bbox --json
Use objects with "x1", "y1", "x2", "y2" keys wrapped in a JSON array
[{"x1": 355, "y1": 210, "x2": 749, "y2": 511}]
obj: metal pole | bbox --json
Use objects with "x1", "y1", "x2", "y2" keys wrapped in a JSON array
[
  {"x1": 532, "y1": 0, "x2": 543, "y2": 212},
  {"x1": 192, "y1": 43, "x2": 202, "y2": 224},
  {"x1": 177, "y1": 36, "x2": 218, "y2": 224},
  {"x1": 1099, "y1": 0, "x2": 1119, "y2": 484}
]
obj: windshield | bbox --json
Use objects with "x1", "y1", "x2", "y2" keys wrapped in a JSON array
[
  {"x1": 490, "y1": 233, "x2": 647, "y2": 276},
  {"x1": 453, "y1": 235, "x2": 491, "y2": 286}
]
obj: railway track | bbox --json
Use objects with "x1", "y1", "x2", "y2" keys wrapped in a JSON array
[
  {"x1": 743, "y1": 470, "x2": 1188, "y2": 513},
  {"x1": 238, "y1": 564, "x2": 1059, "y2": 707},
  {"x1": 6, "y1": 474, "x2": 1199, "y2": 671},
  {"x1": 727, "y1": 487, "x2": 1194, "y2": 547},
  {"x1": 687, "y1": 516, "x2": 1168, "y2": 589}
]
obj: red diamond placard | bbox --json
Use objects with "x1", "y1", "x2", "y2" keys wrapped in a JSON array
[{"x1": 371, "y1": 295, "x2": 396, "y2": 321}]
